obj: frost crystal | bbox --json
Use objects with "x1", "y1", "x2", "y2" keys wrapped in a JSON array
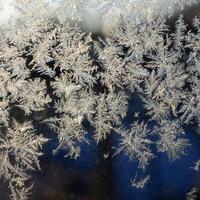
[{"x1": 0, "y1": 0, "x2": 199, "y2": 199}]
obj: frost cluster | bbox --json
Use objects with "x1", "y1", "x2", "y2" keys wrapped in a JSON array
[{"x1": 0, "y1": 0, "x2": 199, "y2": 199}]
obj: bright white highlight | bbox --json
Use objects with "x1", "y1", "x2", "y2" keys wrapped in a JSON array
[
  {"x1": 0, "y1": 0, "x2": 197, "y2": 32},
  {"x1": 0, "y1": 0, "x2": 16, "y2": 26}
]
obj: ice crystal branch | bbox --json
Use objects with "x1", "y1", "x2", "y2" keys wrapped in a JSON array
[
  {"x1": 0, "y1": 120, "x2": 48, "y2": 200},
  {"x1": 115, "y1": 121, "x2": 154, "y2": 170}
]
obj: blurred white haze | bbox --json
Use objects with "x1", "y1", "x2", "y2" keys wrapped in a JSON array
[{"x1": 0, "y1": 0, "x2": 197, "y2": 34}]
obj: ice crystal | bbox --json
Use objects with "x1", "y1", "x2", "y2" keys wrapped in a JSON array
[{"x1": 0, "y1": 0, "x2": 199, "y2": 199}]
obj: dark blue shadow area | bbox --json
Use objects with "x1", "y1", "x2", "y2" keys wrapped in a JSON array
[
  {"x1": 0, "y1": 120, "x2": 197, "y2": 200},
  {"x1": 29, "y1": 92, "x2": 200, "y2": 200}
]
